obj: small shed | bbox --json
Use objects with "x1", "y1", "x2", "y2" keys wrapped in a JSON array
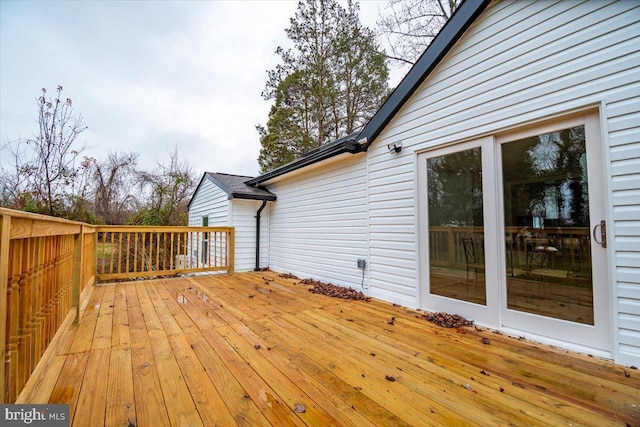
[{"x1": 187, "y1": 172, "x2": 276, "y2": 272}]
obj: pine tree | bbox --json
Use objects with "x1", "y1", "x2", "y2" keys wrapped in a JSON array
[{"x1": 257, "y1": 0, "x2": 389, "y2": 173}]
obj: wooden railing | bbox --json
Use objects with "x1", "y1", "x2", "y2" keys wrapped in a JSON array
[
  {"x1": 429, "y1": 225, "x2": 590, "y2": 273},
  {"x1": 0, "y1": 208, "x2": 96, "y2": 403},
  {"x1": 95, "y1": 226, "x2": 234, "y2": 281},
  {"x1": 0, "y1": 209, "x2": 235, "y2": 403}
]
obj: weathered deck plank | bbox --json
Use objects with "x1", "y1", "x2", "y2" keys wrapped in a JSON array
[{"x1": 16, "y1": 272, "x2": 640, "y2": 426}]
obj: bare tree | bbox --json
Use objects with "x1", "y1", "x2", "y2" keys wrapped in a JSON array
[
  {"x1": 131, "y1": 148, "x2": 196, "y2": 226},
  {"x1": 93, "y1": 151, "x2": 139, "y2": 224},
  {"x1": 1, "y1": 85, "x2": 89, "y2": 217},
  {"x1": 377, "y1": 0, "x2": 462, "y2": 66}
]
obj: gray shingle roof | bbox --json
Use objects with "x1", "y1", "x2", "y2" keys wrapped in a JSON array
[{"x1": 188, "y1": 172, "x2": 276, "y2": 208}]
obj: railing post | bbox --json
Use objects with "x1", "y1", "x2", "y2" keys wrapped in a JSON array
[
  {"x1": 71, "y1": 225, "x2": 84, "y2": 324},
  {"x1": 228, "y1": 227, "x2": 235, "y2": 274},
  {"x1": 0, "y1": 214, "x2": 11, "y2": 403}
]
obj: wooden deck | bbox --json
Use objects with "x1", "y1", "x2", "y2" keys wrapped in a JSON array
[{"x1": 17, "y1": 272, "x2": 639, "y2": 426}]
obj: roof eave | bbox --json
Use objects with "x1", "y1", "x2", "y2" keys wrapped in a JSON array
[
  {"x1": 357, "y1": 0, "x2": 491, "y2": 148},
  {"x1": 246, "y1": 137, "x2": 363, "y2": 186},
  {"x1": 231, "y1": 192, "x2": 277, "y2": 202}
]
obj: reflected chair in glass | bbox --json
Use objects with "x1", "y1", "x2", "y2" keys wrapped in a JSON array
[{"x1": 461, "y1": 237, "x2": 484, "y2": 283}]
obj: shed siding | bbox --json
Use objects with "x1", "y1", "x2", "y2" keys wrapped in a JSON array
[
  {"x1": 188, "y1": 177, "x2": 272, "y2": 272},
  {"x1": 188, "y1": 179, "x2": 229, "y2": 227},
  {"x1": 367, "y1": 0, "x2": 640, "y2": 361},
  {"x1": 267, "y1": 155, "x2": 369, "y2": 288},
  {"x1": 230, "y1": 199, "x2": 270, "y2": 272}
]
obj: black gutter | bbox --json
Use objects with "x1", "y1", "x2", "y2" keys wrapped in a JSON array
[
  {"x1": 254, "y1": 200, "x2": 268, "y2": 271},
  {"x1": 357, "y1": 0, "x2": 491, "y2": 148},
  {"x1": 231, "y1": 192, "x2": 276, "y2": 201},
  {"x1": 246, "y1": 133, "x2": 362, "y2": 186}
]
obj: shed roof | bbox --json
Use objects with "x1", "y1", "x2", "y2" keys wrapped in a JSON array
[
  {"x1": 188, "y1": 172, "x2": 276, "y2": 209},
  {"x1": 247, "y1": 0, "x2": 490, "y2": 186}
]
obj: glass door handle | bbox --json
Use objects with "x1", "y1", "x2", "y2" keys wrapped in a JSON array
[{"x1": 593, "y1": 220, "x2": 607, "y2": 248}]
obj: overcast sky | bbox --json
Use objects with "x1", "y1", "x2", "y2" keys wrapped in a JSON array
[{"x1": 0, "y1": 0, "x2": 407, "y2": 178}]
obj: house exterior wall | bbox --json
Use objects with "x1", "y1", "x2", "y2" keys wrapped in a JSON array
[
  {"x1": 188, "y1": 178, "x2": 270, "y2": 272},
  {"x1": 365, "y1": 0, "x2": 639, "y2": 364},
  {"x1": 188, "y1": 179, "x2": 229, "y2": 227},
  {"x1": 230, "y1": 199, "x2": 270, "y2": 272},
  {"x1": 266, "y1": 155, "x2": 369, "y2": 289}
]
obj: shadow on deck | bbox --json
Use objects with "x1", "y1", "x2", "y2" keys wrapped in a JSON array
[{"x1": 17, "y1": 272, "x2": 640, "y2": 426}]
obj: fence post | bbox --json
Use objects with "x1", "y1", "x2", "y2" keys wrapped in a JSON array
[
  {"x1": 0, "y1": 214, "x2": 11, "y2": 403},
  {"x1": 71, "y1": 225, "x2": 84, "y2": 324}
]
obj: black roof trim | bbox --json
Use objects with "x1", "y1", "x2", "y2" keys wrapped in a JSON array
[
  {"x1": 246, "y1": 0, "x2": 489, "y2": 186},
  {"x1": 188, "y1": 172, "x2": 276, "y2": 209},
  {"x1": 357, "y1": 0, "x2": 491, "y2": 148},
  {"x1": 246, "y1": 132, "x2": 362, "y2": 186}
]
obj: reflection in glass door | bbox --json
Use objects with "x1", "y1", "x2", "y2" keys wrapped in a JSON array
[
  {"x1": 427, "y1": 147, "x2": 486, "y2": 305},
  {"x1": 502, "y1": 125, "x2": 593, "y2": 324}
]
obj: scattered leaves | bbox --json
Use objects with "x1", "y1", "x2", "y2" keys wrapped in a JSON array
[
  {"x1": 421, "y1": 312, "x2": 473, "y2": 328},
  {"x1": 480, "y1": 370, "x2": 489, "y2": 376},
  {"x1": 300, "y1": 279, "x2": 371, "y2": 300},
  {"x1": 279, "y1": 273, "x2": 299, "y2": 280},
  {"x1": 482, "y1": 337, "x2": 491, "y2": 345},
  {"x1": 385, "y1": 375, "x2": 396, "y2": 382},
  {"x1": 254, "y1": 344, "x2": 261, "y2": 350},
  {"x1": 294, "y1": 403, "x2": 306, "y2": 413},
  {"x1": 624, "y1": 371, "x2": 631, "y2": 378}
]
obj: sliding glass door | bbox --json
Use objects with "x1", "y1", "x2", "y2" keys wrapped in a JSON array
[{"x1": 419, "y1": 112, "x2": 610, "y2": 352}]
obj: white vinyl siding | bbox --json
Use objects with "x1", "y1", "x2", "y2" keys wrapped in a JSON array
[
  {"x1": 366, "y1": 0, "x2": 639, "y2": 362},
  {"x1": 267, "y1": 155, "x2": 368, "y2": 289},
  {"x1": 230, "y1": 199, "x2": 270, "y2": 272},
  {"x1": 188, "y1": 178, "x2": 271, "y2": 272},
  {"x1": 607, "y1": 90, "x2": 640, "y2": 365},
  {"x1": 188, "y1": 179, "x2": 229, "y2": 227}
]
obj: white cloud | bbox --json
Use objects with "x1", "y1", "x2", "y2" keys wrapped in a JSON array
[{"x1": 1, "y1": 0, "x2": 395, "y2": 178}]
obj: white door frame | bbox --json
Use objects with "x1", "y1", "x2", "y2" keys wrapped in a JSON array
[
  {"x1": 417, "y1": 137, "x2": 501, "y2": 327},
  {"x1": 417, "y1": 111, "x2": 611, "y2": 356},
  {"x1": 496, "y1": 112, "x2": 611, "y2": 355}
]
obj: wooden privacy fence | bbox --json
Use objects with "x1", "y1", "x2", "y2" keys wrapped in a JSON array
[
  {"x1": 0, "y1": 208, "x2": 96, "y2": 403},
  {"x1": 96, "y1": 226, "x2": 234, "y2": 281}
]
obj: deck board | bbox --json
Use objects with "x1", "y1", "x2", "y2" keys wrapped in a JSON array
[{"x1": 17, "y1": 272, "x2": 640, "y2": 426}]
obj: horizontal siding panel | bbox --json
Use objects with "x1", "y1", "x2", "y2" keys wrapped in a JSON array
[
  {"x1": 616, "y1": 254, "x2": 640, "y2": 269},
  {"x1": 613, "y1": 206, "x2": 640, "y2": 221},
  {"x1": 608, "y1": 110, "x2": 640, "y2": 133},
  {"x1": 612, "y1": 190, "x2": 640, "y2": 207},
  {"x1": 615, "y1": 238, "x2": 640, "y2": 252},
  {"x1": 609, "y1": 128, "x2": 639, "y2": 148},
  {"x1": 614, "y1": 221, "x2": 640, "y2": 237},
  {"x1": 617, "y1": 283, "x2": 640, "y2": 299},
  {"x1": 611, "y1": 159, "x2": 640, "y2": 177},
  {"x1": 619, "y1": 329, "x2": 640, "y2": 349},
  {"x1": 616, "y1": 268, "x2": 640, "y2": 284},
  {"x1": 397, "y1": 2, "x2": 638, "y2": 118},
  {"x1": 611, "y1": 175, "x2": 640, "y2": 192},
  {"x1": 268, "y1": 156, "x2": 367, "y2": 288},
  {"x1": 610, "y1": 143, "x2": 640, "y2": 162},
  {"x1": 370, "y1": 275, "x2": 417, "y2": 298}
]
